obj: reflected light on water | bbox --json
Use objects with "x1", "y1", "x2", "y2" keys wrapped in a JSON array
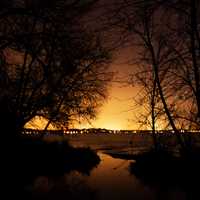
[
  {"x1": 26, "y1": 152, "x2": 189, "y2": 200},
  {"x1": 86, "y1": 153, "x2": 154, "y2": 200}
]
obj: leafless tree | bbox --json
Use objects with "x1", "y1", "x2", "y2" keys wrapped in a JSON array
[
  {"x1": 106, "y1": 0, "x2": 200, "y2": 151},
  {"x1": 0, "y1": 0, "x2": 112, "y2": 139},
  {"x1": 104, "y1": 0, "x2": 196, "y2": 149}
]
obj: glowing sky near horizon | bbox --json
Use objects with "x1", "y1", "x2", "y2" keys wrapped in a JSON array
[
  {"x1": 78, "y1": 48, "x2": 142, "y2": 130},
  {"x1": 79, "y1": 83, "x2": 140, "y2": 130},
  {"x1": 26, "y1": 1, "x2": 143, "y2": 130},
  {"x1": 26, "y1": 50, "x2": 141, "y2": 130},
  {"x1": 70, "y1": 0, "x2": 141, "y2": 130}
]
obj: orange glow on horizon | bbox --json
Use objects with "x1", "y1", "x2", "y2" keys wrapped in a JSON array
[
  {"x1": 25, "y1": 84, "x2": 140, "y2": 130},
  {"x1": 77, "y1": 84, "x2": 141, "y2": 130},
  {"x1": 26, "y1": 60, "x2": 143, "y2": 130},
  {"x1": 25, "y1": 116, "x2": 56, "y2": 130}
]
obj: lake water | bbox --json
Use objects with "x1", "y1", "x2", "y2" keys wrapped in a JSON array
[
  {"x1": 87, "y1": 153, "x2": 189, "y2": 200},
  {"x1": 25, "y1": 134, "x2": 200, "y2": 199},
  {"x1": 29, "y1": 152, "x2": 189, "y2": 200}
]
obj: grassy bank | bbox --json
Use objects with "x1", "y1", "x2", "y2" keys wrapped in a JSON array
[{"x1": 2, "y1": 137, "x2": 100, "y2": 199}]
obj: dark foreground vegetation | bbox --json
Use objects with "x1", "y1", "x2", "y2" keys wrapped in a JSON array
[
  {"x1": 128, "y1": 147, "x2": 200, "y2": 199},
  {"x1": 130, "y1": 148, "x2": 199, "y2": 180},
  {"x1": 2, "y1": 137, "x2": 100, "y2": 199}
]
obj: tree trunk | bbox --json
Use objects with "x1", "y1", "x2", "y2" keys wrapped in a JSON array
[
  {"x1": 143, "y1": 15, "x2": 186, "y2": 150},
  {"x1": 151, "y1": 77, "x2": 159, "y2": 151},
  {"x1": 190, "y1": 0, "x2": 200, "y2": 122}
]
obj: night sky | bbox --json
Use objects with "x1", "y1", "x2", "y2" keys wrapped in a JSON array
[
  {"x1": 27, "y1": 47, "x2": 141, "y2": 130},
  {"x1": 78, "y1": 0, "x2": 141, "y2": 130},
  {"x1": 25, "y1": 0, "x2": 142, "y2": 130},
  {"x1": 80, "y1": 48, "x2": 140, "y2": 130}
]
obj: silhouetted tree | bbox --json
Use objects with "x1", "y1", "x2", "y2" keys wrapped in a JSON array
[
  {"x1": 132, "y1": 63, "x2": 162, "y2": 150},
  {"x1": 0, "y1": 0, "x2": 112, "y2": 139},
  {"x1": 103, "y1": 0, "x2": 200, "y2": 150},
  {"x1": 160, "y1": 0, "x2": 200, "y2": 129}
]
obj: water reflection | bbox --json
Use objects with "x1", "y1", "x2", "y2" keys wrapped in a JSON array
[
  {"x1": 28, "y1": 172, "x2": 96, "y2": 200},
  {"x1": 86, "y1": 153, "x2": 154, "y2": 200},
  {"x1": 14, "y1": 151, "x2": 200, "y2": 200},
  {"x1": 25, "y1": 153, "x2": 154, "y2": 200}
]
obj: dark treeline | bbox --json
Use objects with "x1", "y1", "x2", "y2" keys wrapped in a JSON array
[
  {"x1": 0, "y1": 1, "x2": 111, "y2": 198},
  {"x1": 97, "y1": 0, "x2": 200, "y2": 153},
  {"x1": 0, "y1": 0, "x2": 112, "y2": 140}
]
